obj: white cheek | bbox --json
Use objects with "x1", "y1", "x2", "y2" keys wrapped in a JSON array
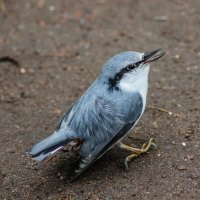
[
  {"x1": 119, "y1": 65, "x2": 150, "y2": 109},
  {"x1": 119, "y1": 74, "x2": 137, "y2": 92}
]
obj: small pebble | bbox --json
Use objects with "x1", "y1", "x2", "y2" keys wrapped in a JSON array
[
  {"x1": 152, "y1": 121, "x2": 158, "y2": 129},
  {"x1": 49, "y1": 5, "x2": 55, "y2": 12},
  {"x1": 182, "y1": 142, "x2": 186, "y2": 147},
  {"x1": 190, "y1": 173, "x2": 199, "y2": 179},
  {"x1": 52, "y1": 108, "x2": 62, "y2": 115},
  {"x1": 177, "y1": 164, "x2": 187, "y2": 171},
  {"x1": 20, "y1": 67, "x2": 26, "y2": 74},
  {"x1": 187, "y1": 155, "x2": 193, "y2": 160},
  {"x1": 7, "y1": 148, "x2": 16, "y2": 153},
  {"x1": 154, "y1": 15, "x2": 168, "y2": 22},
  {"x1": 174, "y1": 54, "x2": 181, "y2": 59},
  {"x1": 171, "y1": 141, "x2": 176, "y2": 145}
]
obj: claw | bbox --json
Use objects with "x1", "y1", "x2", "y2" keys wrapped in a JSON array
[
  {"x1": 151, "y1": 142, "x2": 157, "y2": 150},
  {"x1": 119, "y1": 138, "x2": 157, "y2": 169},
  {"x1": 125, "y1": 154, "x2": 138, "y2": 170},
  {"x1": 125, "y1": 157, "x2": 129, "y2": 170}
]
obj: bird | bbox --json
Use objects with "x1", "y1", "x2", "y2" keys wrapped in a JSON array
[{"x1": 26, "y1": 49, "x2": 165, "y2": 181}]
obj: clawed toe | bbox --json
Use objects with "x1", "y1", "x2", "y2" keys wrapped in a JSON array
[{"x1": 119, "y1": 138, "x2": 156, "y2": 169}]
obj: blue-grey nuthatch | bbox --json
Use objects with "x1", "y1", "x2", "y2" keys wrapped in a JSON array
[{"x1": 27, "y1": 49, "x2": 165, "y2": 181}]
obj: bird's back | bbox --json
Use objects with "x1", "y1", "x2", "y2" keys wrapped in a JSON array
[
  {"x1": 58, "y1": 80, "x2": 143, "y2": 180},
  {"x1": 58, "y1": 81, "x2": 126, "y2": 144}
]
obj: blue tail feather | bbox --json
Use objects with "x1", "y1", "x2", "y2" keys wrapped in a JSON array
[{"x1": 26, "y1": 128, "x2": 74, "y2": 161}]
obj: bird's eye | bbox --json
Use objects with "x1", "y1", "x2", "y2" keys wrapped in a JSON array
[{"x1": 126, "y1": 64, "x2": 136, "y2": 71}]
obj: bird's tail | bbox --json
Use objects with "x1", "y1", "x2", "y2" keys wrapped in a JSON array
[{"x1": 26, "y1": 129, "x2": 74, "y2": 161}]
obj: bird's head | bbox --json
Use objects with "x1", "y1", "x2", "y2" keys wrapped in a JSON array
[{"x1": 101, "y1": 49, "x2": 165, "y2": 91}]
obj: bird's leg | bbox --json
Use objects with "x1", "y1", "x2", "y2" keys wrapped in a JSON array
[{"x1": 118, "y1": 138, "x2": 156, "y2": 169}]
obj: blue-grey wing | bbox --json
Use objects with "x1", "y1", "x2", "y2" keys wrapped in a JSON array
[
  {"x1": 55, "y1": 100, "x2": 80, "y2": 131},
  {"x1": 68, "y1": 92, "x2": 143, "y2": 181},
  {"x1": 55, "y1": 106, "x2": 73, "y2": 131}
]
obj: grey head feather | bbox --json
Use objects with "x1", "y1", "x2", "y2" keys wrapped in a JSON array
[{"x1": 100, "y1": 51, "x2": 143, "y2": 79}]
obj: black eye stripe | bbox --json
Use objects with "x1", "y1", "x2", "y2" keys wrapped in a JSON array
[
  {"x1": 107, "y1": 62, "x2": 140, "y2": 91},
  {"x1": 126, "y1": 64, "x2": 136, "y2": 71}
]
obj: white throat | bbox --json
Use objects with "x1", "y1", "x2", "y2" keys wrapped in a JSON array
[{"x1": 119, "y1": 65, "x2": 150, "y2": 109}]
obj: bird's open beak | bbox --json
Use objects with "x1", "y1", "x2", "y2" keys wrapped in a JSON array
[{"x1": 143, "y1": 49, "x2": 165, "y2": 64}]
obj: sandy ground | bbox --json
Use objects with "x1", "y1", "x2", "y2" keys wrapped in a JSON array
[{"x1": 0, "y1": 0, "x2": 200, "y2": 199}]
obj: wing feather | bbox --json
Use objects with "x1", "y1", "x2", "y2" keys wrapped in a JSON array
[{"x1": 68, "y1": 92, "x2": 143, "y2": 181}]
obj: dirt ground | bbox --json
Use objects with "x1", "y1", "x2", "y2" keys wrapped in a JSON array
[{"x1": 0, "y1": 0, "x2": 200, "y2": 199}]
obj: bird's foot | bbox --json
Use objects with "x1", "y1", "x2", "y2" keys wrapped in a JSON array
[{"x1": 118, "y1": 138, "x2": 156, "y2": 169}]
